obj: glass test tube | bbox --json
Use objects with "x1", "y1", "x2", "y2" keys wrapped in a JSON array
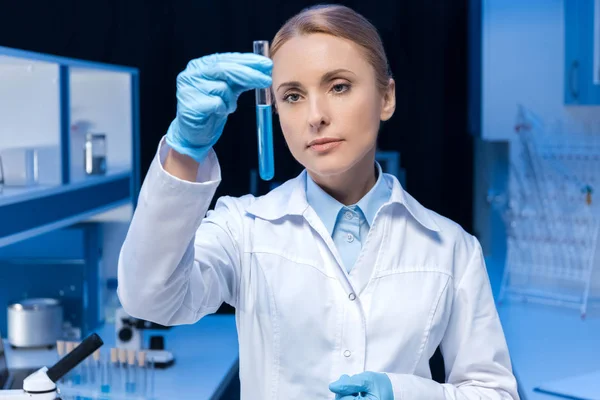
[
  {"x1": 110, "y1": 348, "x2": 120, "y2": 393},
  {"x1": 253, "y1": 40, "x2": 275, "y2": 181},
  {"x1": 65, "y1": 341, "x2": 76, "y2": 385},
  {"x1": 149, "y1": 355, "x2": 156, "y2": 399},
  {"x1": 137, "y1": 351, "x2": 148, "y2": 397},
  {"x1": 118, "y1": 348, "x2": 127, "y2": 394},
  {"x1": 126, "y1": 349, "x2": 137, "y2": 393},
  {"x1": 91, "y1": 349, "x2": 100, "y2": 386},
  {"x1": 56, "y1": 340, "x2": 66, "y2": 384},
  {"x1": 100, "y1": 349, "x2": 112, "y2": 394}
]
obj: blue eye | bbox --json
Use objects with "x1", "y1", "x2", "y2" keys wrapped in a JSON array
[
  {"x1": 283, "y1": 93, "x2": 301, "y2": 103},
  {"x1": 332, "y1": 83, "x2": 351, "y2": 94}
]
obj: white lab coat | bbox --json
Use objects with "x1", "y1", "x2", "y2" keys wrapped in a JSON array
[{"x1": 118, "y1": 140, "x2": 519, "y2": 400}]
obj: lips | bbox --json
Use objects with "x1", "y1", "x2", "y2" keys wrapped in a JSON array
[
  {"x1": 307, "y1": 137, "x2": 343, "y2": 147},
  {"x1": 307, "y1": 137, "x2": 344, "y2": 153}
]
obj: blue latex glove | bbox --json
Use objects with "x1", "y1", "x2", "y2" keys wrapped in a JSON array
[
  {"x1": 329, "y1": 372, "x2": 394, "y2": 400},
  {"x1": 166, "y1": 52, "x2": 273, "y2": 162}
]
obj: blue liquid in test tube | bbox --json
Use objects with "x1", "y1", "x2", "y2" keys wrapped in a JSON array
[{"x1": 253, "y1": 40, "x2": 275, "y2": 181}]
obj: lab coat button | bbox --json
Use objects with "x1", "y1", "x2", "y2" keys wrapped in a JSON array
[
  {"x1": 348, "y1": 293, "x2": 356, "y2": 301},
  {"x1": 343, "y1": 350, "x2": 351, "y2": 357}
]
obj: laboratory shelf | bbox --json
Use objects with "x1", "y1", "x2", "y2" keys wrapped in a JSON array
[{"x1": 0, "y1": 45, "x2": 140, "y2": 248}]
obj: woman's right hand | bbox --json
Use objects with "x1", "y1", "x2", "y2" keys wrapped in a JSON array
[{"x1": 165, "y1": 52, "x2": 273, "y2": 162}]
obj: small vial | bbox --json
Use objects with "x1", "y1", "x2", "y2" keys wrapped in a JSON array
[
  {"x1": 137, "y1": 351, "x2": 148, "y2": 397},
  {"x1": 56, "y1": 341, "x2": 66, "y2": 384},
  {"x1": 84, "y1": 133, "x2": 107, "y2": 175},
  {"x1": 100, "y1": 350, "x2": 111, "y2": 394},
  {"x1": 148, "y1": 356, "x2": 156, "y2": 399},
  {"x1": 65, "y1": 342, "x2": 76, "y2": 386},
  {"x1": 91, "y1": 349, "x2": 101, "y2": 386},
  {"x1": 109, "y1": 348, "x2": 120, "y2": 393},
  {"x1": 126, "y1": 349, "x2": 137, "y2": 393},
  {"x1": 253, "y1": 40, "x2": 275, "y2": 181},
  {"x1": 118, "y1": 348, "x2": 127, "y2": 394}
]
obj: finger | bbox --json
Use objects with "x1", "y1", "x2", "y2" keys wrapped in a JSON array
[
  {"x1": 181, "y1": 77, "x2": 238, "y2": 114},
  {"x1": 196, "y1": 52, "x2": 273, "y2": 72},
  {"x1": 177, "y1": 85, "x2": 228, "y2": 116},
  {"x1": 196, "y1": 61, "x2": 272, "y2": 91},
  {"x1": 335, "y1": 395, "x2": 361, "y2": 400},
  {"x1": 329, "y1": 375, "x2": 369, "y2": 395}
]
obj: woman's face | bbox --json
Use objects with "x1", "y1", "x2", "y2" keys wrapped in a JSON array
[{"x1": 271, "y1": 33, "x2": 395, "y2": 178}]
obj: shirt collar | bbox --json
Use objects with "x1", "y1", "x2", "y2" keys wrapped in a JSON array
[
  {"x1": 305, "y1": 162, "x2": 391, "y2": 235},
  {"x1": 245, "y1": 166, "x2": 441, "y2": 233}
]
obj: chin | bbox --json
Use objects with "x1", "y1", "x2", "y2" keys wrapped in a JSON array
[{"x1": 303, "y1": 154, "x2": 360, "y2": 178}]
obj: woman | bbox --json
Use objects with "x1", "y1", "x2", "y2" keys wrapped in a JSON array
[{"x1": 118, "y1": 4, "x2": 519, "y2": 399}]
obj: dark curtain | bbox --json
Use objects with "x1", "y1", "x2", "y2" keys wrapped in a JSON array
[{"x1": 1, "y1": 0, "x2": 472, "y2": 384}]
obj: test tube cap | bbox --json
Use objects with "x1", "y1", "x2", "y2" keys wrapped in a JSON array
[
  {"x1": 110, "y1": 348, "x2": 118, "y2": 363},
  {"x1": 127, "y1": 349, "x2": 136, "y2": 365},
  {"x1": 118, "y1": 348, "x2": 127, "y2": 363},
  {"x1": 137, "y1": 351, "x2": 146, "y2": 367},
  {"x1": 56, "y1": 340, "x2": 65, "y2": 356},
  {"x1": 65, "y1": 341, "x2": 75, "y2": 353}
]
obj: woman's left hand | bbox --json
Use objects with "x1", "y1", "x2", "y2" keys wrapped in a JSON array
[{"x1": 329, "y1": 371, "x2": 394, "y2": 400}]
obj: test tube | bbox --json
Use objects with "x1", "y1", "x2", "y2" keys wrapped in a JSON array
[
  {"x1": 137, "y1": 351, "x2": 147, "y2": 397},
  {"x1": 110, "y1": 348, "x2": 120, "y2": 393},
  {"x1": 56, "y1": 341, "x2": 66, "y2": 384},
  {"x1": 65, "y1": 341, "x2": 76, "y2": 385},
  {"x1": 126, "y1": 349, "x2": 136, "y2": 393},
  {"x1": 253, "y1": 40, "x2": 275, "y2": 181},
  {"x1": 100, "y1": 349, "x2": 113, "y2": 394},
  {"x1": 118, "y1": 348, "x2": 127, "y2": 393},
  {"x1": 148, "y1": 355, "x2": 156, "y2": 399},
  {"x1": 91, "y1": 349, "x2": 100, "y2": 386}
]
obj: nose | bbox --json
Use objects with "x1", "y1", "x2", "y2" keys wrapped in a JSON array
[{"x1": 307, "y1": 96, "x2": 330, "y2": 131}]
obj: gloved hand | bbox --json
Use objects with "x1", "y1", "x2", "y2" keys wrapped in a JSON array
[
  {"x1": 166, "y1": 52, "x2": 273, "y2": 162},
  {"x1": 329, "y1": 371, "x2": 394, "y2": 400}
]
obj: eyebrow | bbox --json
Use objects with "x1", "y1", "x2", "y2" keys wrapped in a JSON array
[{"x1": 276, "y1": 68, "x2": 355, "y2": 92}]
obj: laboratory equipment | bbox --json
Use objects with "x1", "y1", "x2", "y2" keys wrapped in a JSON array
[
  {"x1": 115, "y1": 308, "x2": 142, "y2": 350},
  {"x1": 7, "y1": 298, "x2": 63, "y2": 348},
  {"x1": 110, "y1": 348, "x2": 120, "y2": 394},
  {"x1": 498, "y1": 106, "x2": 600, "y2": 318},
  {"x1": 0, "y1": 148, "x2": 39, "y2": 187},
  {"x1": 90, "y1": 349, "x2": 100, "y2": 386},
  {"x1": 253, "y1": 40, "x2": 275, "y2": 181},
  {"x1": 100, "y1": 350, "x2": 111, "y2": 394},
  {"x1": 84, "y1": 133, "x2": 107, "y2": 176},
  {"x1": 137, "y1": 351, "x2": 147, "y2": 397},
  {"x1": 125, "y1": 350, "x2": 136, "y2": 393},
  {"x1": 115, "y1": 307, "x2": 175, "y2": 368},
  {"x1": 118, "y1": 348, "x2": 127, "y2": 393},
  {"x1": 0, "y1": 333, "x2": 103, "y2": 400}
]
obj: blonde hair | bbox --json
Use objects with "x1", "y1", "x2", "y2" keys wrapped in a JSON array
[{"x1": 271, "y1": 4, "x2": 392, "y2": 92}]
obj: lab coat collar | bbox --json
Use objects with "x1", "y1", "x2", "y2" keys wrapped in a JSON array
[{"x1": 245, "y1": 169, "x2": 441, "y2": 232}]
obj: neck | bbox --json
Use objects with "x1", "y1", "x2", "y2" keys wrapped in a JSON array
[{"x1": 308, "y1": 150, "x2": 378, "y2": 206}]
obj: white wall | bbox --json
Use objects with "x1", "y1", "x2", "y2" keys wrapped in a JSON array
[
  {"x1": 482, "y1": 0, "x2": 600, "y2": 143},
  {"x1": 479, "y1": 0, "x2": 600, "y2": 298}
]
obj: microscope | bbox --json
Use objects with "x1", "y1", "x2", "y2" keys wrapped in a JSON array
[
  {"x1": 115, "y1": 308, "x2": 174, "y2": 368},
  {"x1": 0, "y1": 333, "x2": 103, "y2": 400}
]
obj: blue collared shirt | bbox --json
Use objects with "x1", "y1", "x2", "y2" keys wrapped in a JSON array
[{"x1": 306, "y1": 163, "x2": 392, "y2": 273}]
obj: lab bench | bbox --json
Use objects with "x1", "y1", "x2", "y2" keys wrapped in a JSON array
[
  {"x1": 3, "y1": 314, "x2": 239, "y2": 400},
  {"x1": 488, "y1": 257, "x2": 600, "y2": 400}
]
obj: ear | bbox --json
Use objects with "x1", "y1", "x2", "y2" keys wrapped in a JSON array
[{"x1": 380, "y1": 78, "x2": 396, "y2": 121}]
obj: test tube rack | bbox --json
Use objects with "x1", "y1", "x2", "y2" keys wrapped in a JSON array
[{"x1": 497, "y1": 107, "x2": 600, "y2": 318}]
